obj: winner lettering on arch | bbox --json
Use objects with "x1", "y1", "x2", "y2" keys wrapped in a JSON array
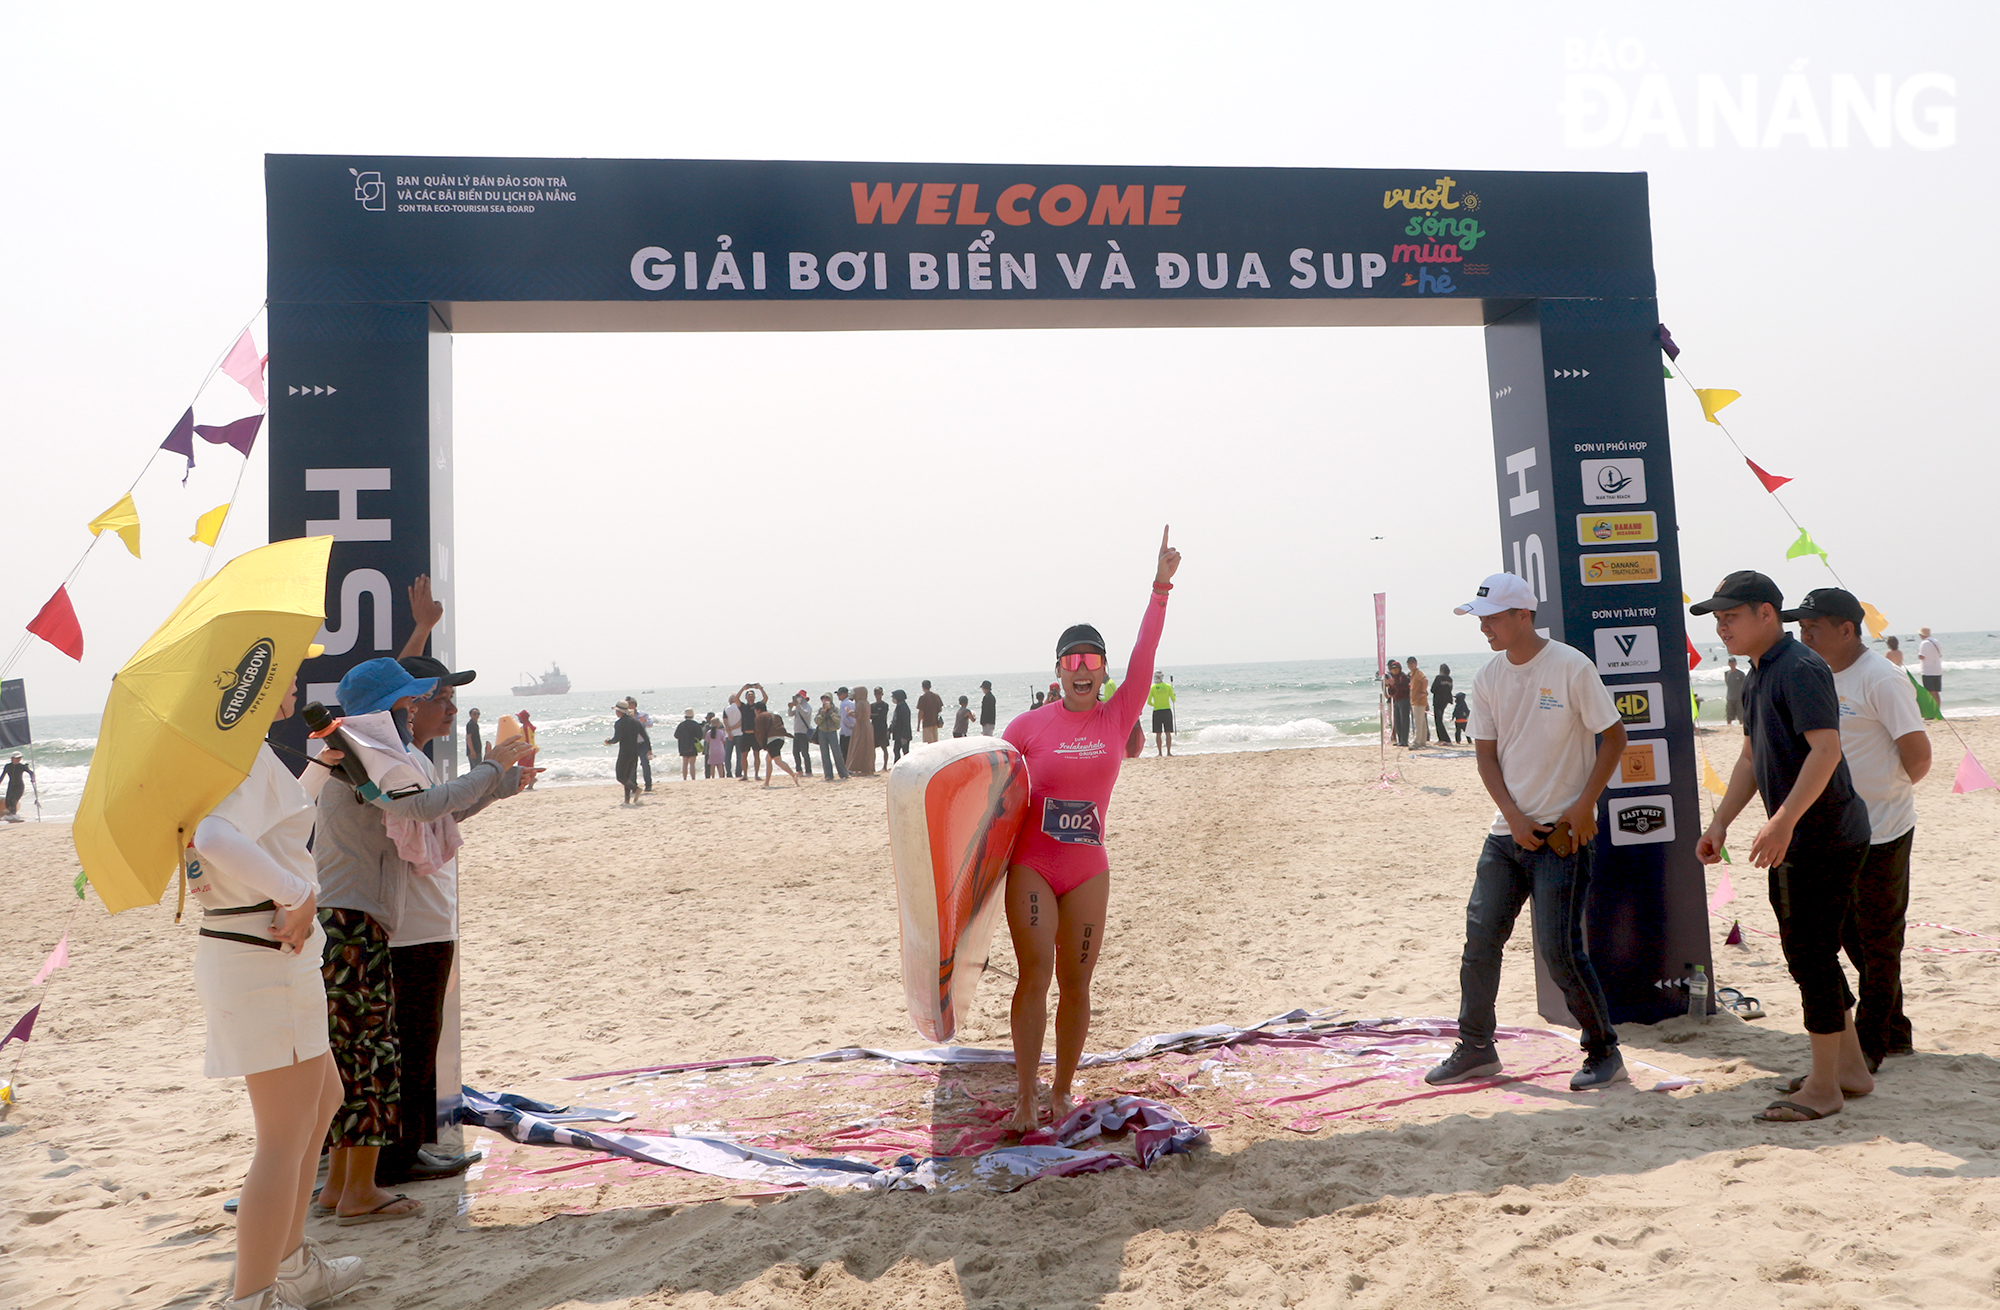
[{"x1": 265, "y1": 153, "x2": 1706, "y2": 1085}]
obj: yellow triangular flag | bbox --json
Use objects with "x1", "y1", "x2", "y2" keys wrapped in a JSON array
[
  {"x1": 1701, "y1": 752, "x2": 1728, "y2": 797},
  {"x1": 1695, "y1": 388, "x2": 1740, "y2": 424},
  {"x1": 87, "y1": 492, "x2": 141, "y2": 558},
  {"x1": 190, "y1": 503, "x2": 230, "y2": 546},
  {"x1": 1860, "y1": 601, "x2": 1889, "y2": 640}
]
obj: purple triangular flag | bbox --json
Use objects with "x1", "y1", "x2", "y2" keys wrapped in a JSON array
[
  {"x1": 161, "y1": 407, "x2": 196, "y2": 482},
  {"x1": 194, "y1": 413, "x2": 263, "y2": 458},
  {"x1": 1724, "y1": 921, "x2": 1743, "y2": 946},
  {"x1": 1656, "y1": 323, "x2": 1681, "y2": 361},
  {"x1": 2, "y1": 1003, "x2": 38, "y2": 1049}
]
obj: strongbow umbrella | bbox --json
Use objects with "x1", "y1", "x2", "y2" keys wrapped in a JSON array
[{"x1": 73, "y1": 537, "x2": 333, "y2": 913}]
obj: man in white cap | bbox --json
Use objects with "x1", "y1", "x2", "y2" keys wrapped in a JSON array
[{"x1": 1428, "y1": 572, "x2": 1630, "y2": 1091}]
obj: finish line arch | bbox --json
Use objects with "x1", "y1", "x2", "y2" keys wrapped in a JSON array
[{"x1": 266, "y1": 154, "x2": 1707, "y2": 1128}]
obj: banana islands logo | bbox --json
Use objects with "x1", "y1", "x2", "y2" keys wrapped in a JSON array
[{"x1": 215, "y1": 638, "x2": 277, "y2": 731}]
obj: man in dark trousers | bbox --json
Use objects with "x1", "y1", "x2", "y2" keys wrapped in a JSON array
[
  {"x1": 1724, "y1": 658, "x2": 1746, "y2": 724},
  {"x1": 463, "y1": 708, "x2": 484, "y2": 766},
  {"x1": 1430, "y1": 663, "x2": 1455, "y2": 744},
  {"x1": 1426, "y1": 572, "x2": 1629, "y2": 1092},
  {"x1": 1694, "y1": 571, "x2": 1874, "y2": 1123},
  {"x1": 1791, "y1": 587, "x2": 1930, "y2": 1070}
]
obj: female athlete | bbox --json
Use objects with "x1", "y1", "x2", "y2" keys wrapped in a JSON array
[{"x1": 1001, "y1": 525, "x2": 1180, "y2": 1130}]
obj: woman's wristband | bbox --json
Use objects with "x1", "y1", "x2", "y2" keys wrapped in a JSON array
[{"x1": 1152, "y1": 580, "x2": 1173, "y2": 592}]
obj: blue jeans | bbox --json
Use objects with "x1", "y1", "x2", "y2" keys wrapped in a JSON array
[
  {"x1": 1457, "y1": 832, "x2": 1618, "y2": 1057},
  {"x1": 818, "y1": 729, "x2": 848, "y2": 779}
]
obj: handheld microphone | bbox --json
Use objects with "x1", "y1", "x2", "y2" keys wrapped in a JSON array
[{"x1": 301, "y1": 703, "x2": 379, "y2": 798}]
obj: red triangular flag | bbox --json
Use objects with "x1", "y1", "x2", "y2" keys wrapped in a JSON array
[
  {"x1": 1953, "y1": 750, "x2": 1996, "y2": 794},
  {"x1": 26, "y1": 586, "x2": 83, "y2": 661},
  {"x1": 2, "y1": 1003, "x2": 38, "y2": 1049},
  {"x1": 1687, "y1": 636, "x2": 1703, "y2": 670},
  {"x1": 1746, "y1": 458, "x2": 1792, "y2": 493},
  {"x1": 1724, "y1": 922, "x2": 1743, "y2": 946}
]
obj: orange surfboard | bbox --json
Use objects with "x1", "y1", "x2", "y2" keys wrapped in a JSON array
[{"x1": 887, "y1": 737, "x2": 1030, "y2": 1042}]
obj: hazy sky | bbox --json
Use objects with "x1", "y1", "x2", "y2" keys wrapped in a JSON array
[{"x1": 4, "y1": 2, "x2": 1993, "y2": 713}]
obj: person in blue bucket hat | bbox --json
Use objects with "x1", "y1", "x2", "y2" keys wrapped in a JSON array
[
  {"x1": 336, "y1": 657, "x2": 438, "y2": 718},
  {"x1": 312, "y1": 656, "x2": 532, "y2": 1226}
]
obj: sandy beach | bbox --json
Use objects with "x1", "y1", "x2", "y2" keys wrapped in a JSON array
[{"x1": 4, "y1": 719, "x2": 1998, "y2": 1309}]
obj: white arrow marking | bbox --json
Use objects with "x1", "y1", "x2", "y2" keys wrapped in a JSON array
[
  {"x1": 326, "y1": 385, "x2": 337, "y2": 395},
  {"x1": 288, "y1": 385, "x2": 298, "y2": 395}
]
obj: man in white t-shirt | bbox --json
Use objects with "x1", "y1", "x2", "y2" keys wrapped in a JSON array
[
  {"x1": 1427, "y1": 572, "x2": 1630, "y2": 1092},
  {"x1": 1791, "y1": 589, "x2": 1932, "y2": 1069},
  {"x1": 1916, "y1": 627, "x2": 1943, "y2": 708}
]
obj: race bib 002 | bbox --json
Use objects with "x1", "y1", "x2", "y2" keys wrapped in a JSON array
[{"x1": 1041, "y1": 798, "x2": 1103, "y2": 846}]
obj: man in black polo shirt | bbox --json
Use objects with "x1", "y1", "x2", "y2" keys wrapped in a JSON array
[{"x1": 1692, "y1": 571, "x2": 1873, "y2": 1123}]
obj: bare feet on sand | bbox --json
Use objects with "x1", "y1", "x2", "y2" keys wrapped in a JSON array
[{"x1": 1003, "y1": 1089, "x2": 1043, "y2": 1134}]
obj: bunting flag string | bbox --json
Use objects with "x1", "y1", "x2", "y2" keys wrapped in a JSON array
[
  {"x1": 2, "y1": 1004, "x2": 38, "y2": 1051},
  {"x1": 3, "y1": 309, "x2": 267, "y2": 685},
  {"x1": 1660, "y1": 325, "x2": 1992, "y2": 793},
  {"x1": 1700, "y1": 752, "x2": 1728, "y2": 797}
]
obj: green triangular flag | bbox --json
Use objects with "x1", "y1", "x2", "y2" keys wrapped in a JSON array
[
  {"x1": 1663, "y1": 365, "x2": 1674, "y2": 378},
  {"x1": 1720, "y1": 844, "x2": 1732, "y2": 864},
  {"x1": 1784, "y1": 528, "x2": 1828, "y2": 563},
  {"x1": 1907, "y1": 670, "x2": 1943, "y2": 721},
  {"x1": 73, "y1": 869, "x2": 87, "y2": 899}
]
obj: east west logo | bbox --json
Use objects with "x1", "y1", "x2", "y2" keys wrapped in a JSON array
[{"x1": 1619, "y1": 804, "x2": 1667, "y2": 834}]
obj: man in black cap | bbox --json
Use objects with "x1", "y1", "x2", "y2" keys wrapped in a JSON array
[
  {"x1": 1692, "y1": 571, "x2": 1873, "y2": 1123},
  {"x1": 979, "y1": 680, "x2": 997, "y2": 736},
  {"x1": 381, "y1": 650, "x2": 503, "y2": 1182},
  {"x1": 1790, "y1": 587, "x2": 1931, "y2": 1070}
]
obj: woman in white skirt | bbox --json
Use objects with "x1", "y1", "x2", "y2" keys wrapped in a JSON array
[{"x1": 189, "y1": 676, "x2": 364, "y2": 1310}]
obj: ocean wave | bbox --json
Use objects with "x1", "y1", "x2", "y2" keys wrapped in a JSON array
[
  {"x1": 1942, "y1": 658, "x2": 2000, "y2": 671},
  {"x1": 1192, "y1": 717, "x2": 1362, "y2": 744}
]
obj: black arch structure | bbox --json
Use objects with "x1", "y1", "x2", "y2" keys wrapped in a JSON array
[{"x1": 267, "y1": 155, "x2": 1708, "y2": 1127}]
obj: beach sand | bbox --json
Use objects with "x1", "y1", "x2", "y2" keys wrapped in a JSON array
[{"x1": 4, "y1": 719, "x2": 1998, "y2": 1308}]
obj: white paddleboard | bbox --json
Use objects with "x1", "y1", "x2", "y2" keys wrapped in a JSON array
[{"x1": 886, "y1": 736, "x2": 1030, "y2": 1042}]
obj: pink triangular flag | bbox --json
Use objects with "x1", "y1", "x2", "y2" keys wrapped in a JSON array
[
  {"x1": 220, "y1": 329, "x2": 266, "y2": 408},
  {"x1": 1952, "y1": 750, "x2": 1995, "y2": 794},
  {"x1": 1707, "y1": 868, "x2": 1737, "y2": 914},
  {"x1": 1724, "y1": 922, "x2": 1743, "y2": 946},
  {"x1": 31, "y1": 933, "x2": 68, "y2": 987}
]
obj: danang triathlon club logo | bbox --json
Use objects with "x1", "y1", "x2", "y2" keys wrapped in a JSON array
[{"x1": 350, "y1": 168, "x2": 385, "y2": 211}]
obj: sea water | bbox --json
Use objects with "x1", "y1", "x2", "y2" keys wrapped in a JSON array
[{"x1": 15, "y1": 633, "x2": 2000, "y2": 819}]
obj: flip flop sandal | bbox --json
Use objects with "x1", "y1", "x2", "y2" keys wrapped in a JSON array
[
  {"x1": 335, "y1": 1195, "x2": 423, "y2": 1226},
  {"x1": 1756, "y1": 1099, "x2": 1836, "y2": 1122},
  {"x1": 1780, "y1": 1075, "x2": 1871, "y2": 1097},
  {"x1": 1720, "y1": 991, "x2": 1764, "y2": 1019}
]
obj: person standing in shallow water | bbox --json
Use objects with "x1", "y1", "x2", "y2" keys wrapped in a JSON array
[{"x1": 1001, "y1": 526, "x2": 1180, "y2": 1132}]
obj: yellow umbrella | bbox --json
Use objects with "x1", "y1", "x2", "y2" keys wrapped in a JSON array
[{"x1": 73, "y1": 536, "x2": 333, "y2": 914}]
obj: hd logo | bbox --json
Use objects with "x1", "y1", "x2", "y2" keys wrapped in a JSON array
[{"x1": 1616, "y1": 687, "x2": 1651, "y2": 724}]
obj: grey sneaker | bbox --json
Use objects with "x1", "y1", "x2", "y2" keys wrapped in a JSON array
[
  {"x1": 1425, "y1": 1041, "x2": 1502, "y2": 1085},
  {"x1": 1569, "y1": 1049, "x2": 1628, "y2": 1091},
  {"x1": 274, "y1": 1237, "x2": 365, "y2": 1306}
]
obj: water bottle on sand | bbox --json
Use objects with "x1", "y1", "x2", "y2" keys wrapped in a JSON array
[{"x1": 1687, "y1": 964, "x2": 1708, "y2": 1022}]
